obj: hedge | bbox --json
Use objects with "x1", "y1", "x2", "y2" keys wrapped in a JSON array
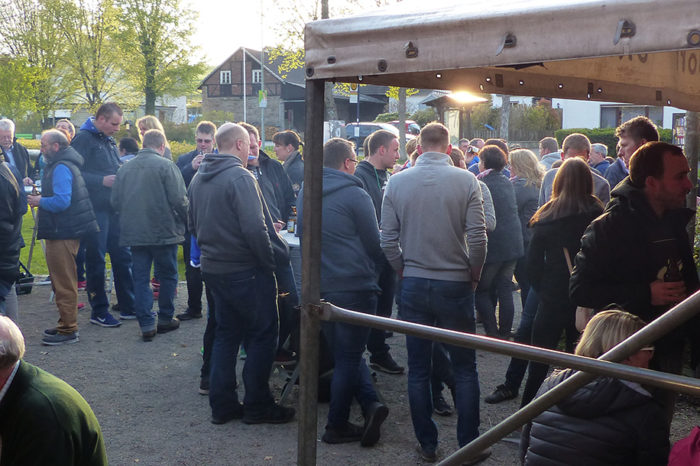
[{"x1": 554, "y1": 127, "x2": 673, "y2": 158}]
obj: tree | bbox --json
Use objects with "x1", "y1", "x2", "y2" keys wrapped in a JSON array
[
  {"x1": 115, "y1": 0, "x2": 207, "y2": 115},
  {"x1": 0, "y1": 0, "x2": 74, "y2": 126},
  {"x1": 0, "y1": 58, "x2": 37, "y2": 118}
]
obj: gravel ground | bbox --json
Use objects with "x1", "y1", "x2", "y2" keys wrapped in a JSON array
[{"x1": 12, "y1": 282, "x2": 699, "y2": 465}]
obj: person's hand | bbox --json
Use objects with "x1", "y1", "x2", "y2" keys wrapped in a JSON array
[
  {"x1": 27, "y1": 194, "x2": 41, "y2": 208},
  {"x1": 23, "y1": 177, "x2": 33, "y2": 186},
  {"x1": 273, "y1": 221, "x2": 285, "y2": 233},
  {"x1": 102, "y1": 175, "x2": 115, "y2": 187},
  {"x1": 650, "y1": 279, "x2": 687, "y2": 306},
  {"x1": 192, "y1": 154, "x2": 205, "y2": 170}
]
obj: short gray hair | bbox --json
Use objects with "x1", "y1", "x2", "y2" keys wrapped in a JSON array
[
  {"x1": 0, "y1": 316, "x2": 25, "y2": 369},
  {"x1": 0, "y1": 118, "x2": 15, "y2": 134},
  {"x1": 142, "y1": 129, "x2": 166, "y2": 150},
  {"x1": 591, "y1": 143, "x2": 608, "y2": 157},
  {"x1": 42, "y1": 129, "x2": 69, "y2": 150}
]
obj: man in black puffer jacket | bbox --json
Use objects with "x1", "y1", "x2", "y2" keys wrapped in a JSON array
[
  {"x1": 570, "y1": 142, "x2": 699, "y2": 426},
  {"x1": 28, "y1": 130, "x2": 98, "y2": 345},
  {"x1": 0, "y1": 160, "x2": 26, "y2": 317},
  {"x1": 72, "y1": 103, "x2": 134, "y2": 327}
]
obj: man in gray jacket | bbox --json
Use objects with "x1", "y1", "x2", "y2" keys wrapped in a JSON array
[
  {"x1": 111, "y1": 129, "x2": 188, "y2": 341},
  {"x1": 188, "y1": 123, "x2": 294, "y2": 425},
  {"x1": 380, "y1": 122, "x2": 490, "y2": 464}
]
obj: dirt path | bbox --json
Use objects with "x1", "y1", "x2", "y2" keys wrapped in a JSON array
[{"x1": 13, "y1": 283, "x2": 699, "y2": 465}]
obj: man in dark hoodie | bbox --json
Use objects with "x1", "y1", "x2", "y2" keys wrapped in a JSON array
[
  {"x1": 297, "y1": 138, "x2": 389, "y2": 447},
  {"x1": 71, "y1": 102, "x2": 134, "y2": 327},
  {"x1": 354, "y1": 129, "x2": 404, "y2": 375},
  {"x1": 28, "y1": 130, "x2": 98, "y2": 345},
  {"x1": 571, "y1": 141, "x2": 699, "y2": 426},
  {"x1": 188, "y1": 123, "x2": 294, "y2": 425}
]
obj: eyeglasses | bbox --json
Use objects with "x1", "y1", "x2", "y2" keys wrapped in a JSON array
[
  {"x1": 640, "y1": 346, "x2": 655, "y2": 353},
  {"x1": 347, "y1": 158, "x2": 359, "y2": 165},
  {"x1": 196, "y1": 138, "x2": 213, "y2": 144}
]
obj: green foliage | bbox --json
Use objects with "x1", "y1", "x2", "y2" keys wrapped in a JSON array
[
  {"x1": 0, "y1": 57, "x2": 37, "y2": 119},
  {"x1": 410, "y1": 108, "x2": 438, "y2": 127},
  {"x1": 555, "y1": 127, "x2": 673, "y2": 158},
  {"x1": 199, "y1": 111, "x2": 236, "y2": 127},
  {"x1": 163, "y1": 122, "x2": 194, "y2": 143},
  {"x1": 267, "y1": 47, "x2": 305, "y2": 79},
  {"x1": 17, "y1": 139, "x2": 41, "y2": 150},
  {"x1": 471, "y1": 103, "x2": 500, "y2": 131},
  {"x1": 385, "y1": 86, "x2": 419, "y2": 100},
  {"x1": 510, "y1": 104, "x2": 561, "y2": 132},
  {"x1": 170, "y1": 141, "x2": 195, "y2": 159},
  {"x1": 375, "y1": 112, "x2": 399, "y2": 122}
]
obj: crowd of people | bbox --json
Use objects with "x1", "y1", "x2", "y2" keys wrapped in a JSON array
[{"x1": 0, "y1": 104, "x2": 698, "y2": 464}]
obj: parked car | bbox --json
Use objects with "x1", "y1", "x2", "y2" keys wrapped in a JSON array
[
  {"x1": 389, "y1": 120, "x2": 421, "y2": 136},
  {"x1": 344, "y1": 122, "x2": 399, "y2": 153}
]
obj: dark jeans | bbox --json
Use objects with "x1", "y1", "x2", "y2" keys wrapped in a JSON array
[
  {"x1": 367, "y1": 261, "x2": 396, "y2": 358},
  {"x1": 201, "y1": 285, "x2": 216, "y2": 380},
  {"x1": 277, "y1": 260, "x2": 300, "y2": 352},
  {"x1": 0, "y1": 278, "x2": 12, "y2": 315},
  {"x1": 513, "y1": 253, "x2": 530, "y2": 308},
  {"x1": 84, "y1": 210, "x2": 135, "y2": 317},
  {"x1": 521, "y1": 297, "x2": 577, "y2": 407},
  {"x1": 503, "y1": 288, "x2": 539, "y2": 392},
  {"x1": 400, "y1": 277, "x2": 480, "y2": 450},
  {"x1": 131, "y1": 245, "x2": 178, "y2": 332},
  {"x1": 76, "y1": 240, "x2": 86, "y2": 282},
  {"x1": 321, "y1": 290, "x2": 379, "y2": 428},
  {"x1": 182, "y1": 231, "x2": 203, "y2": 314},
  {"x1": 475, "y1": 260, "x2": 517, "y2": 337},
  {"x1": 431, "y1": 342, "x2": 455, "y2": 400},
  {"x1": 203, "y1": 269, "x2": 278, "y2": 419}
]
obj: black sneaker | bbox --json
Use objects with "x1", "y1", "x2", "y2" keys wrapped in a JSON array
[
  {"x1": 416, "y1": 444, "x2": 438, "y2": 463},
  {"x1": 199, "y1": 377, "x2": 210, "y2": 395},
  {"x1": 157, "y1": 318, "x2": 181, "y2": 334},
  {"x1": 433, "y1": 395, "x2": 453, "y2": 416},
  {"x1": 322, "y1": 422, "x2": 364, "y2": 444},
  {"x1": 361, "y1": 402, "x2": 389, "y2": 447},
  {"x1": 484, "y1": 384, "x2": 518, "y2": 404},
  {"x1": 211, "y1": 403, "x2": 244, "y2": 424},
  {"x1": 142, "y1": 329, "x2": 157, "y2": 342},
  {"x1": 369, "y1": 353, "x2": 405, "y2": 375},
  {"x1": 243, "y1": 403, "x2": 295, "y2": 424},
  {"x1": 177, "y1": 310, "x2": 203, "y2": 321}
]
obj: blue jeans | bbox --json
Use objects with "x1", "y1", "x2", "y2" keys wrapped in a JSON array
[
  {"x1": 400, "y1": 277, "x2": 480, "y2": 450},
  {"x1": 321, "y1": 290, "x2": 379, "y2": 428},
  {"x1": 84, "y1": 210, "x2": 135, "y2": 317},
  {"x1": 503, "y1": 288, "x2": 539, "y2": 392},
  {"x1": 276, "y1": 260, "x2": 299, "y2": 351},
  {"x1": 203, "y1": 269, "x2": 278, "y2": 419},
  {"x1": 367, "y1": 260, "x2": 396, "y2": 358},
  {"x1": 131, "y1": 245, "x2": 178, "y2": 332},
  {"x1": 0, "y1": 278, "x2": 12, "y2": 315},
  {"x1": 76, "y1": 240, "x2": 86, "y2": 282}
]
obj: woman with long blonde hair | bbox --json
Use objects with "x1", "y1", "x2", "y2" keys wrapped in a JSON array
[
  {"x1": 520, "y1": 157, "x2": 604, "y2": 407},
  {"x1": 136, "y1": 115, "x2": 172, "y2": 160}
]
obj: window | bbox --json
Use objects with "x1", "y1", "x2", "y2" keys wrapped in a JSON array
[
  {"x1": 252, "y1": 69, "x2": 262, "y2": 83},
  {"x1": 220, "y1": 70, "x2": 231, "y2": 84}
]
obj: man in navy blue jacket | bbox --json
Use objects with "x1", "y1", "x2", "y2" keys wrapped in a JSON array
[
  {"x1": 297, "y1": 138, "x2": 389, "y2": 447},
  {"x1": 71, "y1": 102, "x2": 134, "y2": 327}
]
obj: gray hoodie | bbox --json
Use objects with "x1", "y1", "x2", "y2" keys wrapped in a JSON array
[{"x1": 187, "y1": 153, "x2": 276, "y2": 274}]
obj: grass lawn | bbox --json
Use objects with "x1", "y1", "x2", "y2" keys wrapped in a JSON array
[{"x1": 20, "y1": 209, "x2": 187, "y2": 278}]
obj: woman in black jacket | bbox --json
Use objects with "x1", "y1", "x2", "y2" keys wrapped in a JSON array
[
  {"x1": 521, "y1": 158, "x2": 604, "y2": 406},
  {"x1": 0, "y1": 161, "x2": 27, "y2": 319},
  {"x1": 521, "y1": 310, "x2": 669, "y2": 465}
]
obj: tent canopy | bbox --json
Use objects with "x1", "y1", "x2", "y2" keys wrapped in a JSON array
[{"x1": 304, "y1": 0, "x2": 700, "y2": 110}]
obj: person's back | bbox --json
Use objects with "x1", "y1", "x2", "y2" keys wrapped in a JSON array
[{"x1": 382, "y1": 154, "x2": 485, "y2": 281}]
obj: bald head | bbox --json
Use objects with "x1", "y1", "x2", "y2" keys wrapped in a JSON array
[
  {"x1": 0, "y1": 316, "x2": 24, "y2": 371},
  {"x1": 216, "y1": 123, "x2": 250, "y2": 165}
]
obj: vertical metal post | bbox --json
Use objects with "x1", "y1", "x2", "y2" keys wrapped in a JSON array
[
  {"x1": 684, "y1": 111, "x2": 698, "y2": 243},
  {"x1": 297, "y1": 78, "x2": 325, "y2": 466}
]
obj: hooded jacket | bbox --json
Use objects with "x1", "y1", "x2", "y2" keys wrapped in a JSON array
[
  {"x1": 0, "y1": 162, "x2": 26, "y2": 282},
  {"x1": 71, "y1": 118, "x2": 122, "y2": 212},
  {"x1": 111, "y1": 148, "x2": 188, "y2": 247},
  {"x1": 187, "y1": 153, "x2": 279, "y2": 274},
  {"x1": 283, "y1": 150, "x2": 304, "y2": 199},
  {"x1": 354, "y1": 160, "x2": 389, "y2": 222},
  {"x1": 480, "y1": 170, "x2": 524, "y2": 264},
  {"x1": 539, "y1": 151, "x2": 562, "y2": 170},
  {"x1": 522, "y1": 369, "x2": 669, "y2": 465},
  {"x1": 570, "y1": 178, "x2": 699, "y2": 324},
  {"x1": 297, "y1": 167, "x2": 382, "y2": 293},
  {"x1": 37, "y1": 146, "x2": 98, "y2": 240}
]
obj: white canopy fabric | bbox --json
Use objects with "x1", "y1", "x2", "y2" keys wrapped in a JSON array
[{"x1": 305, "y1": 0, "x2": 700, "y2": 110}]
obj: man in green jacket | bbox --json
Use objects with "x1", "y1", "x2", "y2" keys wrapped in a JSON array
[
  {"x1": 0, "y1": 315, "x2": 107, "y2": 465},
  {"x1": 111, "y1": 129, "x2": 189, "y2": 341}
]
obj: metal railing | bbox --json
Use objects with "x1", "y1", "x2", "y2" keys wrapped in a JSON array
[{"x1": 298, "y1": 289, "x2": 700, "y2": 465}]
